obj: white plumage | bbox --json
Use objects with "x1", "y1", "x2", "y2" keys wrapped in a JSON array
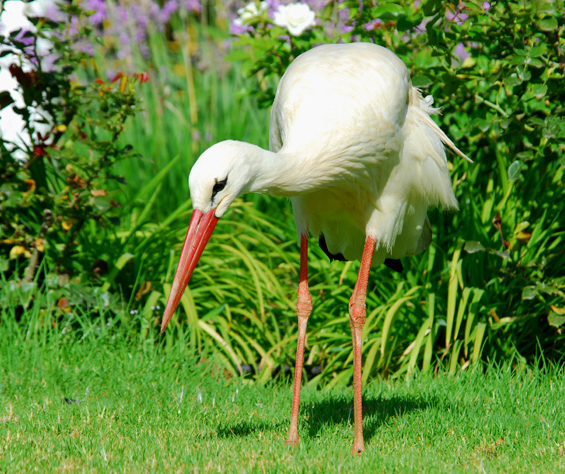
[
  {"x1": 161, "y1": 42, "x2": 470, "y2": 454},
  {"x1": 189, "y1": 43, "x2": 469, "y2": 264},
  {"x1": 272, "y1": 43, "x2": 465, "y2": 263}
]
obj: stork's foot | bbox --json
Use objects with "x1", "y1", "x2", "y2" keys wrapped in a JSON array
[
  {"x1": 351, "y1": 439, "x2": 365, "y2": 455},
  {"x1": 285, "y1": 433, "x2": 299, "y2": 448}
]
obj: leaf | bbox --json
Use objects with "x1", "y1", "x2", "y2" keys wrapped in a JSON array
[
  {"x1": 101, "y1": 253, "x2": 135, "y2": 292},
  {"x1": 362, "y1": 340, "x2": 381, "y2": 384},
  {"x1": 522, "y1": 286, "x2": 537, "y2": 300},
  {"x1": 538, "y1": 16, "x2": 557, "y2": 31},
  {"x1": 198, "y1": 319, "x2": 241, "y2": 368},
  {"x1": 525, "y1": 58, "x2": 543, "y2": 68},
  {"x1": 405, "y1": 315, "x2": 433, "y2": 378},
  {"x1": 515, "y1": 231, "x2": 531, "y2": 242},
  {"x1": 461, "y1": 57, "x2": 476, "y2": 69},
  {"x1": 412, "y1": 74, "x2": 433, "y2": 88},
  {"x1": 529, "y1": 45, "x2": 547, "y2": 57},
  {"x1": 516, "y1": 150, "x2": 534, "y2": 160},
  {"x1": 380, "y1": 287, "x2": 419, "y2": 358},
  {"x1": 446, "y1": 245, "x2": 462, "y2": 347},
  {"x1": 91, "y1": 195, "x2": 111, "y2": 212},
  {"x1": 516, "y1": 66, "x2": 531, "y2": 82},
  {"x1": 543, "y1": 120, "x2": 561, "y2": 138},
  {"x1": 548, "y1": 312, "x2": 565, "y2": 328},
  {"x1": 511, "y1": 55, "x2": 526, "y2": 66},
  {"x1": 472, "y1": 323, "x2": 487, "y2": 364},
  {"x1": 508, "y1": 160, "x2": 522, "y2": 181},
  {"x1": 505, "y1": 73, "x2": 522, "y2": 87},
  {"x1": 0, "y1": 91, "x2": 14, "y2": 110},
  {"x1": 372, "y1": 4, "x2": 404, "y2": 19},
  {"x1": 471, "y1": 117, "x2": 491, "y2": 132},
  {"x1": 464, "y1": 241, "x2": 485, "y2": 253},
  {"x1": 397, "y1": 14, "x2": 423, "y2": 32}
]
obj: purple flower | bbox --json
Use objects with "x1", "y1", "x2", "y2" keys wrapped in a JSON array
[
  {"x1": 364, "y1": 18, "x2": 383, "y2": 31},
  {"x1": 68, "y1": 15, "x2": 80, "y2": 36},
  {"x1": 230, "y1": 21, "x2": 250, "y2": 35},
  {"x1": 41, "y1": 52, "x2": 60, "y2": 72},
  {"x1": 305, "y1": 0, "x2": 325, "y2": 11},
  {"x1": 338, "y1": 6, "x2": 349, "y2": 24},
  {"x1": 482, "y1": 2, "x2": 491, "y2": 11},
  {"x1": 413, "y1": 16, "x2": 432, "y2": 36},
  {"x1": 116, "y1": 6, "x2": 129, "y2": 23},
  {"x1": 45, "y1": 5, "x2": 66, "y2": 24},
  {"x1": 69, "y1": 39, "x2": 94, "y2": 57},
  {"x1": 446, "y1": 7, "x2": 468, "y2": 25},
  {"x1": 160, "y1": 0, "x2": 179, "y2": 24},
  {"x1": 453, "y1": 43, "x2": 470, "y2": 63},
  {"x1": 86, "y1": 0, "x2": 106, "y2": 25},
  {"x1": 183, "y1": 0, "x2": 202, "y2": 13},
  {"x1": 14, "y1": 28, "x2": 35, "y2": 46},
  {"x1": 264, "y1": 0, "x2": 282, "y2": 16}
]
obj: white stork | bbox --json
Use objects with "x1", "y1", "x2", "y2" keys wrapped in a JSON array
[{"x1": 160, "y1": 42, "x2": 471, "y2": 454}]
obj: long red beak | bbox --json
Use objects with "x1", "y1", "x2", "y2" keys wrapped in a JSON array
[{"x1": 160, "y1": 209, "x2": 218, "y2": 333}]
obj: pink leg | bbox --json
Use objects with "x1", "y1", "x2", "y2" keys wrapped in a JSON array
[
  {"x1": 286, "y1": 233, "x2": 313, "y2": 447},
  {"x1": 349, "y1": 235, "x2": 376, "y2": 455}
]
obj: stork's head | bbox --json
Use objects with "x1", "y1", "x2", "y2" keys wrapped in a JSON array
[
  {"x1": 160, "y1": 140, "x2": 254, "y2": 333},
  {"x1": 188, "y1": 140, "x2": 253, "y2": 218}
]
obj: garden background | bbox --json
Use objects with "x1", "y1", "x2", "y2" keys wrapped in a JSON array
[{"x1": 0, "y1": 0, "x2": 564, "y2": 471}]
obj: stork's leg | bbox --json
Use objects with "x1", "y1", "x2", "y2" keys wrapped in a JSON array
[
  {"x1": 349, "y1": 235, "x2": 376, "y2": 455},
  {"x1": 286, "y1": 233, "x2": 313, "y2": 447}
]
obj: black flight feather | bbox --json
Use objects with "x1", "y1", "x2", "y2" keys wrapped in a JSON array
[
  {"x1": 318, "y1": 234, "x2": 347, "y2": 262},
  {"x1": 318, "y1": 234, "x2": 403, "y2": 273}
]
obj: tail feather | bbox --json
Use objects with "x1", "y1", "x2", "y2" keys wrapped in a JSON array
[{"x1": 409, "y1": 88, "x2": 473, "y2": 164}]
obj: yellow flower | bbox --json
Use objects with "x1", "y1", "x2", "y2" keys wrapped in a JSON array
[{"x1": 10, "y1": 245, "x2": 32, "y2": 259}]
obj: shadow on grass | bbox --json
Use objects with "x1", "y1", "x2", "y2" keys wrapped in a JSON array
[
  {"x1": 213, "y1": 391, "x2": 437, "y2": 443},
  {"x1": 306, "y1": 392, "x2": 437, "y2": 443},
  {"x1": 216, "y1": 420, "x2": 286, "y2": 438}
]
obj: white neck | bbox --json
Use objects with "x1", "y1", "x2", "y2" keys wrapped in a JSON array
[{"x1": 242, "y1": 143, "x2": 331, "y2": 198}]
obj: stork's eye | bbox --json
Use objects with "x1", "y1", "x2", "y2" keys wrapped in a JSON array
[{"x1": 211, "y1": 177, "x2": 228, "y2": 201}]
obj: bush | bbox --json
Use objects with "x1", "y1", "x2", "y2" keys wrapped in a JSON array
[
  {"x1": 226, "y1": 0, "x2": 565, "y2": 371},
  {"x1": 2, "y1": 1, "x2": 563, "y2": 381},
  {"x1": 0, "y1": 4, "x2": 147, "y2": 284}
]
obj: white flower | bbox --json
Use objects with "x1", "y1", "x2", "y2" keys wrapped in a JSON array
[
  {"x1": 233, "y1": 1, "x2": 268, "y2": 26},
  {"x1": 273, "y1": 3, "x2": 316, "y2": 36}
]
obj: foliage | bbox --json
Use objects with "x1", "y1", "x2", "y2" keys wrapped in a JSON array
[
  {"x1": 2, "y1": 1, "x2": 564, "y2": 385},
  {"x1": 0, "y1": 3, "x2": 148, "y2": 283},
  {"x1": 223, "y1": 0, "x2": 565, "y2": 375}
]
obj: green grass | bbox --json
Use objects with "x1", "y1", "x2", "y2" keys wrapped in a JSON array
[{"x1": 1, "y1": 308, "x2": 564, "y2": 473}]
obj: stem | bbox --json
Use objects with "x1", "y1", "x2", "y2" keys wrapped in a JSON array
[
  {"x1": 23, "y1": 210, "x2": 53, "y2": 283},
  {"x1": 475, "y1": 94, "x2": 509, "y2": 118}
]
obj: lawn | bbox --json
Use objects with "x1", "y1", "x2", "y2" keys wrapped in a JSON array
[{"x1": 1, "y1": 320, "x2": 563, "y2": 473}]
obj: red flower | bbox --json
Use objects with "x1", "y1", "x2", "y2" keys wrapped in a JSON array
[{"x1": 133, "y1": 71, "x2": 149, "y2": 84}]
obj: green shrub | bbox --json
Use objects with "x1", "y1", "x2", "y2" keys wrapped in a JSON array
[
  {"x1": 0, "y1": 4, "x2": 147, "y2": 283},
  {"x1": 3, "y1": 1, "x2": 563, "y2": 383},
  {"x1": 213, "y1": 0, "x2": 565, "y2": 374}
]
